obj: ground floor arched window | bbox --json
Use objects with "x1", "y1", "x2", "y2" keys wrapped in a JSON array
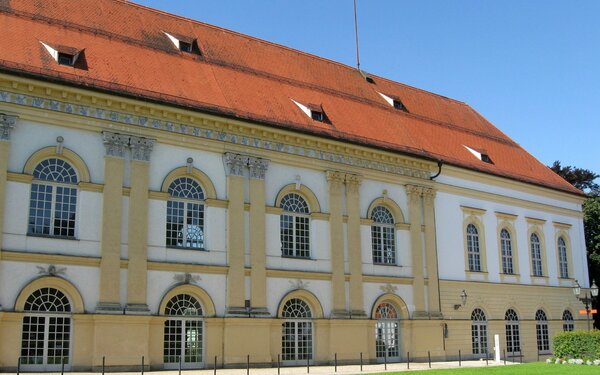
[
  {"x1": 535, "y1": 309, "x2": 550, "y2": 353},
  {"x1": 281, "y1": 298, "x2": 313, "y2": 364},
  {"x1": 20, "y1": 287, "x2": 72, "y2": 370},
  {"x1": 375, "y1": 302, "x2": 400, "y2": 362},
  {"x1": 471, "y1": 308, "x2": 488, "y2": 357},
  {"x1": 163, "y1": 294, "x2": 204, "y2": 369},
  {"x1": 504, "y1": 309, "x2": 520, "y2": 356}
]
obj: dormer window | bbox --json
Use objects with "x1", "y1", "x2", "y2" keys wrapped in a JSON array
[
  {"x1": 464, "y1": 145, "x2": 494, "y2": 164},
  {"x1": 40, "y1": 41, "x2": 83, "y2": 67},
  {"x1": 359, "y1": 70, "x2": 375, "y2": 84},
  {"x1": 57, "y1": 53, "x2": 74, "y2": 66},
  {"x1": 164, "y1": 32, "x2": 199, "y2": 54},
  {"x1": 378, "y1": 92, "x2": 408, "y2": 112},
  {"x1": 291, "y1": 99, "x2": 328, "y2": 123}
]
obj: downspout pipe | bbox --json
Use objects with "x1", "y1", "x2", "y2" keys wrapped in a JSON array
[{"x1": 430, "y1": 160, "x2": 444, "y2": 180}]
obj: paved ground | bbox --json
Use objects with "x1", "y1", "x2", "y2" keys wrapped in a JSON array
[{"x1": 8, "y1": 360, "x2": 518, "y2": 375}]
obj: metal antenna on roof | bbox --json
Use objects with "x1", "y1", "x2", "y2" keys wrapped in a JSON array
[{"x1": 353, "y1": 0, "x2": 361, "y2": 70}]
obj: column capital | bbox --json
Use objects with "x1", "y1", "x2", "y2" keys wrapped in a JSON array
[
  {"x1": 223, "y1": 152, "x2": 248, "y2": 176},
  {"x1": 102, "y1": 132, "x2": 129, "y2": 158},
  {"x1": 422, "y1": 187, "x2": 437, "y2": 202},
  {"x1": 326, "y1": 170, "x2": 345, "y2": 192},
  {"x1": 0, "y1": 113, "x2": 18, "y2": 141},
  {"x1": 405, "y1": 184, "x2": 423, "y2": 199},
  {"x1": 129, "y1": 136, "x2": 154, "y2": 161},
  {"x1": 345, "y1": 173, "x2": 362, "y2": 194},
  {"x1": 248, "y1": 157, "x2": 269, "y2": 180}
]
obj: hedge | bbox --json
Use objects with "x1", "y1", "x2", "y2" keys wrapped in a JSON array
[{"x1": 553, "y1": 330, "x2": 600, "y2": 359}]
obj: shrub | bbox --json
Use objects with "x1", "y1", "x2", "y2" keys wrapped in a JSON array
[{"x1": 553, "y1": 330, "x2": 600, "y2": 359}]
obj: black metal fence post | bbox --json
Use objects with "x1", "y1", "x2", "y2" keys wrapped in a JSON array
[
  {"x1": 334, "y1": 352, "x2": 337, "y2": 372},
  {"x1": 485, "y1": 348, "x2": 489, "y2": 366},
  {"x1": 360, "y1": 352, "x2": 363, "y2": 372},
  {"x1": 503, "y1": 349, "x2": 506, "y2": 365},
  {"x1": 102, "y1": 356, "x2": 105, "y2": 375},
  {"x1": 246, "y1": 354, "x2": 249, "y2": 375},
  {"x1": 17, "y1": 357, "x2": 21, "y2": 375},
  {"x1": 61, "y1": 356, "x2": 65, "y2": 375},
  {"x1": 428, "y1": 351, "x2": 431, "y2": 368},
  {"x1": 277, "y1": 354, "x2": 280, "y2": 375},
  {"x1": 306, "y1": 356, "x2": 310, "y2": 373},
  {"x1": 458, "y1": 350, "x2": 461, "y2": 367},
  {"x1": 407, "y1": 352, "x2": 410, "y2": 369},
  {"x1": 178, "y1": 355, "x2": 182, "y2": 375},
  {"x1": 213, "y1": 355, "x2": 217, "y2": 375},
  {"x1": 384, "y1": 348, "x2": 387, "y2": 370},
  {"x1": 141, "y1": 356, "x2": 144, "y2": 375}
]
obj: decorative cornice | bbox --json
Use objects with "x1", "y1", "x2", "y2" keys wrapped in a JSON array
[
  {"x1": 129, "y1": 136, "x2": 154, "y2": 161},
  {"x1": 0, "y1": 113, "x2": 17, "y2": 141},
  {"x1": 345, "y1": 173, "x2": 362, "y2": 194},
  {"x1": 405, "y1": 184, "x2": 423, "y2": 199},
  {"x1": 223, "y1": 152, "x2": 248, "y2": 176},
  {"x1": 422, "y1": 187, "x2": 436, "y2": 200},
  {"x1": 248, "y1": 156, "x2": 270, "y2": 180},
  {"x1": 0, "y1": 86, "x2": 432, "y2": 179},
  {"x1": 102, "y1": 131, "x2": 129, "y2": 158},
  {"x1": 326, "y1": 170, "x2": 345, "y2": 193}
]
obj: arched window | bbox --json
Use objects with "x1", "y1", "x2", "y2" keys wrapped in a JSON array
[
  {"x1": 558, "y1": 237, "x2": 569, "y2": 278},
  {"x1": 535, "y1": 309, "x2": 550, "y2": 352},
  {"x1": 166, "y1": 177, "x2": 205, "y2": 249},
  {"x1": 282, "y1": 298, "x2": 313, "y2": 363},
  {"x1": 280, "y1": 193, "x2": 310, "y2": 258},
  {"x1": 21, "y1": 288, "x2": 72, "y2": 369},
  {"x1": 562, "y1": 310, "x2": 574, "y2": 332},
  {"x1": 500, "y1": 229, "x2": 514, "y2": 274},
  {"x1": 371, "y1": 206, "x2": 396, "y2": 265},
  {"x1": 471, "y1": 308, "x2": 488, "y2": 356},
  {"x1": 504, "y1": 309, "x2": 520, "y2": 355},
  {"x1": 467, "y1": 224, "x2": 481, "y2": 272},
  {"x1": 531, "y1": 234, "x2": 543, "y2": 276},
  {"x1": 28, "y1": 158, "x2": 78, "y2": 238},
  {"x1": 163, "y1": 294, "x2": 204, "y2": 368},
  {"x1": 375, "y1": 303, "x2": 400, "y2": 361}
]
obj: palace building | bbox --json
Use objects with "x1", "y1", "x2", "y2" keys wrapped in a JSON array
[{"x1": 0, "y1": 0, "x2": 591, "y2": 370}]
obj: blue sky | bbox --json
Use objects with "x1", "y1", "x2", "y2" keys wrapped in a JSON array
[{"x1": 135, "y1": 0, "x2": 600, "y2": 176}]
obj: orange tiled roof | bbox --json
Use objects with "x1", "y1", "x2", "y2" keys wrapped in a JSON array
[{"x1": 0, "y1": 0, "x2": 582, "y2": 195}]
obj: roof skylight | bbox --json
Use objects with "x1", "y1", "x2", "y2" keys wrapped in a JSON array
[
  {"x1": 40, "y1": 42, "x2": 82, "y2": 67},
  {"x1": 464, "y1": 145, "x2": 494, "y2": 164},
  {"x1": 291, "y1": 99, "x2": 328, "y2": 123},
  {"x1": 164, "y1": 32, "x2": 199, "y2": 54},
  {"x1": 378, "y1": 92, "x2": 408, "y2": 112}
]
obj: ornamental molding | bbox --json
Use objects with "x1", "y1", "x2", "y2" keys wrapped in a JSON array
[
  {"x1": 173, "y1": 273, "x2": 201, "y2": 285},
  {"x1": 405, "y1": 184, "x2": 423, "y2": 199},
  {"x1": 36, "y1": 264, "x2": 67, "y2": 276},
  {"x1": 248, "y1": 156, "x2": 270, "y2": 180},
  {"x1": 129, "y1": 135, "x2": 155, "y2": 161},
  {"x1": 0, "y1": 85, "x2": 432, "y2": 179},
  {"x1": 223, "y1": 152, "x2": 249, "y2": 176},
  {"x1": 0, "y1": 112, "x2": 17, "y2": 141},
  {"x1": 345, "y1": 173, "x2": 362, "y2": 194},
  {"x1": 379, "y1": 283, "x2": 398, "y2": 294},
  {"x1": 102, "y1": 131, "x2": 130, "y2": 158}
]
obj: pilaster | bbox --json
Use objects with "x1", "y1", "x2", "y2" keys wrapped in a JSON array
[
  {"x1": 326, "y1": 170, "x2": 348, "y2": 318},
  {"x1": 224, "y1": 152, "x2": 248, "y2": 316},
  {"x1": 406, "y1": 184, "x2": 426, "y2": 317},
  {"x1": 0, "y1": 113, "x2": 17, "y2": 311},
  {"x1": 125, "y1": 136, "x2": 154, "y2": 314},
  {"x1": 345, "y1": 173, "x2": 366, "y2": 318},
  {"x1": 423, "y1": 187, "x2": 442, "y2": 318},
  {"x1": 248, "y1": 156, "x2": 269, "y2": 316},
  {"x1": 96, "y1": 132, "x2": 128, "y2": 313}
]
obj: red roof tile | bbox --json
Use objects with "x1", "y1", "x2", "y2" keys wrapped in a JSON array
[{"x1": 0, "y1": 0, "x2": 582, "y2": 196}]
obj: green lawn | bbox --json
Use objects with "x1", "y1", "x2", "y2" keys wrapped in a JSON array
[{"x1": 366, "y1": 362, "x2": 600, "y2": 374}]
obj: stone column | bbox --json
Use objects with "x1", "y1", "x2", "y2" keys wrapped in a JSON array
[
  {"x1": 125, "y1": 136, "x2": 154, "y2": 314},
  {"x1": 406, "y1": 185, "x2": 426, "y2": 317},
  {"x1": 326, "y1": 170, "x2": 347, "y2": 318},
  {"x1": 0, "y1": 114, "x2": 17, "y2": 311},
  {"x1": 423, "y1": 188, "x2": 442, "y2": 318},
  {"x1": 248, "y1": 157, "x2": 269, "y2": 316},
  {"x1": 345, "y1": 173, "x2": 366, "y2": 317},
  {"x1": 224, "y1": 152, "x2": 248, "y2": 316},
  {"x1": 96, "y1": 132, "x2": 128, "y2": 313}
]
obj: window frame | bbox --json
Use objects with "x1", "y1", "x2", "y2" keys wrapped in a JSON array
[
  {"x1": 279, "y1": 193, "x2": 311, "y2": 259},
  {"x1": 165, "y1": 177, "x2": 206, "y2": 250},
  {"x1": 557, "y1": 237, "x2": 569, "y2": 279},
  {"x1": 535, "y1": 309, "x2": 550, "y2": 353},
  {"x1": 466, "y1": 223, "x2": 482, "y2": 272},
  {"x1": 500, "y1": 228, "x2": 514, "y2": 274},
  {"x1": 530, "y1": 233, "x2": 544, "y2": 277},
  {"x1": 371, "y1": 206, "x2": 397, "y2": 265}
]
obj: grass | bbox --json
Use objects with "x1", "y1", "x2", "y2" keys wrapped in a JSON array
[{"x1": 365, "y1": 362, "x2": 600, "y2": 374}]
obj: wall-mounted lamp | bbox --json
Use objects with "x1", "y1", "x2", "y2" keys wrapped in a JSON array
[{"x1": 453, "y1": 290, "x2": 468, "y2": 310}]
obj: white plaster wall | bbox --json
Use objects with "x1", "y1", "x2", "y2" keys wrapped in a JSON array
[
  {"x1": 147, "y1": 199, "x2": 166, "y2": 248},
  {"x1": 3, "y1": 181, "x2": 29, "y2": 236},
  {"x1": 0, "y1": 261, "x2": 99, "y2": 312},
  {"x1": 360, "y1": 179, "x2": 408, "y2": 221},
  {"x1": 8, "y1": 119, "x2": 104, "y2": 183},
  {"x1": 265, "y1": 163, "x2": 328, "y2": 211},
  {"x1": 363, "y1": 283, "x2": 414, "y2": 315},
  {"x1": 360, "y1": 226, "x2": 412, "y2": 277},
  {"x1": 266, "y1": 278, "x2": 332, "y2": 317},
  {"x1": 146, "y1": 270, "x2": 227, "y2": 316}
]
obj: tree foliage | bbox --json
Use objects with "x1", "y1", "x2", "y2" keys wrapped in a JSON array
[{"x1": 550, "y1": 161, "x2": 599, "y2": 329}]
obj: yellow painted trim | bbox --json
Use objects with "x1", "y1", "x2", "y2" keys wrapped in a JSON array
[
  {"x1": 526, "y1": 217, "x2": 547, "y2": 225},
  {"x1": 79, "y1": 182, "x2": 104, "y2": 193},
  {"x1": 244, "y1": 203, "x2": 251, "y2": 211},
  {"x1": 23, "y1": 146, "x2": 91, "y2": 183},
  {"x1": 161, "y1": 166, "x2": 217, "y2": 199},
  {"x1": 266, "y1": 269, "x2": 332, "y2": 281},
  {"x1": 362, "y1": 275, "x2": 414, "y2": 284},
  {"x1": 553, "y1": 221, "x2": 572, "y2": 229},
  {"x1": 0, "y1": 250, "x2": 100, "y2": 266},
  {"x1": 274, "y1": 183, "x2": 322, "y2": 212},
  {"x1": 147, "y1": 261, "x2": 228, "y2": 274},
  {"x1": 6, "y1": 172, "x2": 33, "y2": 183},
  {"x1": 360, "y1": 218, "x2": 373, "y2": 225},
  {"x1": 463, "y1": 214, "x2": 488, "y2": 275},
  {"x1": 205, "y1": 198, "x2": 228, "y2": 208},
  {"x1": 395, "y1": 223, "x2": 411, "y2": 230},
  {"x1": 14, "y1": 276, "x2": 85, "y2": 313},
  {"x1": 460, "y1": 205, "x2": 486, "y2": 216},
  {"x1": 122, "y1": 187, "x2": 131, "y2": 196},
  {"x1": 371, "y1": 293, "x2": 410, "y2": 320},
  {"x1": 366, "y1": 197, "x2": 406, "y2": 223},
  {"x1": 310, "y1": 212, "x2": 330, "y2": 220},
  {"x1": 495, "y1": 211, "x2": 518, "y2": 220},
  {"x1": 496, "y1": 218, "x2": 520, "y2": 276},
  {"x1": 149, "y1": 191, "x2": 170, "y2": 201},
  {"x1": 277, "y1": 289, "x2": 324, "y2": 319},
  {"x1": 158, "y1": 284, "x2": 216, "y2": 317},
  {"x1": 266, "y1": 206, "x2": 283, "y2": 215}
]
